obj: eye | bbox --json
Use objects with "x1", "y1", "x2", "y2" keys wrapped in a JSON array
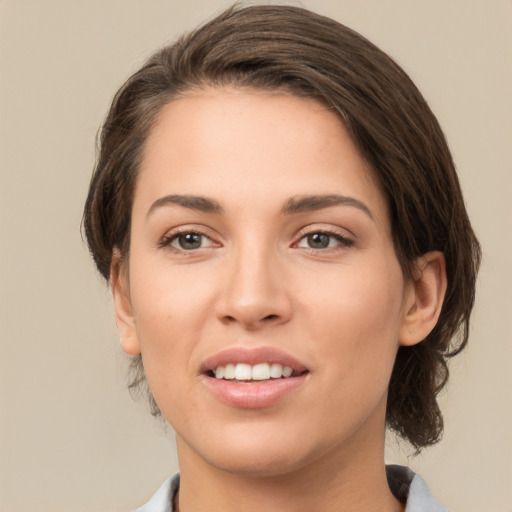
[
  {"x1": 161, "y1": 231, "x2": 216, "y2": 251},
  {"x1": 296, "y1": 231, "x2": 352, "y2": 250}
]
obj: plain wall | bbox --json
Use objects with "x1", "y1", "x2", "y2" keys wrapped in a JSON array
[{"x1": 1, "y1": 1, "x2": 510, "y2": 511}]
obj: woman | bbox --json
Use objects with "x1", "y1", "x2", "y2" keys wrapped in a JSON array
[{"x1": 83, "y1": 5, "x2": 480, "y2": 511}]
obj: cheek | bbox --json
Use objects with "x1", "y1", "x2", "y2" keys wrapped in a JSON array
[
  {"x1": 131, "y1": 260, "x2": 213, "y2": 329},
  {"x1": 307, "y1": 258, "x2": 405, "y2": 378},
  {"x1": 128, "y1": 274, "x2": 211, "y2": 419},
  {"x1": 128, "y1": 263, "x2": 216, "y2": 383}
]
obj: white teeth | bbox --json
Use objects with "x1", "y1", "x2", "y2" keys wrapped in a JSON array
[
  {"x1": 235, "y1": 363, "x2": 252, "y2": 380},
  {"x1": 252, "y1": 363, "x2": 270, "y2": 380},
  {"x1": 224, "y1": 364, "x2": 236, "y2": 379},
  {"x1": 269, "y1": 363, "x2": 283, "y2": 378},
  {"x1": 213, "y1": 362, "x2": 297, "y2": 381},
  {"x1": 282, "y1": 366, "x2": 293, "y2": 378}
]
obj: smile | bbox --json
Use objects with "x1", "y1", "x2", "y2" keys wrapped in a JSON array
[
  {"x1": 201, "y1": 347, "x2": 310, "y2": 408},
  {"x1": 212, "y1": 362, "x2": 301, "y2": 381}
]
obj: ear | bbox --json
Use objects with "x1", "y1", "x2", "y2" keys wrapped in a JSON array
[
  {"x1": 110, "y1": 250, "x2": 141, "y2": 356},
  {"x1": 399, "y1": 251, "x2": 447, "y2": 347}
]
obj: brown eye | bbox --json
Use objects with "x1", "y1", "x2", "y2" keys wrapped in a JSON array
[
  {"x1": 160, "y1": 228, "x2": 220, "y2": 253},
  {"x1": 177, "y1": 233, "x2": 203, "y2": 249},
  {"x1": 296, "y1": 231, "x2": 353, "y2": 250},
  {"x1": 307, "y1": 233, "x2": 331, "y2": 249},
  {"x1": 165, "y1": 232, "x2": 209, "y2": 250}
]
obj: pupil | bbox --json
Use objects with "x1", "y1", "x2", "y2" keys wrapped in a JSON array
[
  {"x1": 308, "y1": 233, "x2": 329, "y2": 248},
  {"x1": 180, "y1": 233, "x2": 201, "y2": 249}
]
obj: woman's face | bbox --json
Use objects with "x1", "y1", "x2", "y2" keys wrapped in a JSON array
[{"x1": 115, "y1": 88, "x2": 416, "y2": 476}]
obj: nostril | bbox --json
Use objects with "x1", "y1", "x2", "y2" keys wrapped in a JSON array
[{"x1": 264, "y1": 314, "x2": 279, "y2": 321}]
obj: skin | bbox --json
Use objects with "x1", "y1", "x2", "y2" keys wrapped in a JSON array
[{"x1": 112, "y1": 88, "x2": 446, "y2": 512}]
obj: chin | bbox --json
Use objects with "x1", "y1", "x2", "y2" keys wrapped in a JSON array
[
  {"x1": 177, "y1": 421, "x2": 333, "y2": 479},
  {"x1": 206, "y1": 448, "x2": 313, "y2": 478}
]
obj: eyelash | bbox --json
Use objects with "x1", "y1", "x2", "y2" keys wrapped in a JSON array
[
  {"x1": 159, "y1": 228, "x2": 217, "y2": 252},
  {"x1": 294, "y1": 230, "x2": 354, "y2": 251},
  {"x1": 159, "y1": 228, "x2": 354, "y2": 253}
]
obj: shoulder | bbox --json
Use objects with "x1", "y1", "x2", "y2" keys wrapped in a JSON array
[
  {"x1": 386, "y1": 465, "x2": 450, "y2": 512},
  {"x1": 133, "y1": 474, "x2": 179, "y2": 512}
]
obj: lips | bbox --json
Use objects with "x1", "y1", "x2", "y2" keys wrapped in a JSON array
[
  {"x1": 200, "y1": 347, "x2": 309, "y2": 408},
  {"x1": 201, "y1": 346, "x2": 308, "y2": 376}
]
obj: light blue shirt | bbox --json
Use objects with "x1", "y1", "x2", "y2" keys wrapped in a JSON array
[{"x1": 134, "y1": 465, "x2": 449, "y2": 511}]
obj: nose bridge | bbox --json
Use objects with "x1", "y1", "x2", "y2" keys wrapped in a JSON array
[{"x1": 218, "y1": 234, "x2": 290, "y2": 327}]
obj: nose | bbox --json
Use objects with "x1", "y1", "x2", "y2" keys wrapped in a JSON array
[{"x1": 216, "y1": 243, "x2": 293, "y2": 330}]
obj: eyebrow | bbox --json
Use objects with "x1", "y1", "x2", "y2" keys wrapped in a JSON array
[
  {"x1": 281, "y1": 194, "x2": 374, "y2": 220},
  {"x1": 147, "y1": 194, "x2": 223, "y2": 217},
  {"x1": 146, "y1": 193, "x2": 373, "y2": 220}
]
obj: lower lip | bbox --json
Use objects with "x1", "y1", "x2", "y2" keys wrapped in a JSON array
[{"x1": 201, "y1": 374, "x2": 308, "y2": 409}]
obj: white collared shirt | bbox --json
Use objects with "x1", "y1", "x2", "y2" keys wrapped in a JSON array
[{"x1": 134, "y1": 465, "x2": 449, "y2": 512}]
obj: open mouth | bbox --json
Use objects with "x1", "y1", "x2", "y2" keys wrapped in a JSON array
[
  {"x1": 201, "y1": 350, "x2": 309, "y2": 407},
  {"x1": 206, "y1": 362, "x2": 308, "y2": 382}
]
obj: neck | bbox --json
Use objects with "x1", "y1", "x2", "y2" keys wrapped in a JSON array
[{"x1": 175, "y1": 431, "x2": 404, "y2": 512}]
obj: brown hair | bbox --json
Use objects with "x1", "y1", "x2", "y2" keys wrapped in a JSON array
[{"x1": 83, "y1": 4, "x2": 480, "y2": 450}]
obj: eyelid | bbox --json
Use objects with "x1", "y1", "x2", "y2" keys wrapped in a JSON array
[
  {"x1": 292, "y1": 224, "x2": 355, "y2": 249},
  {"x1": 158, "y1": 225, "x2": 222, "y2": 251},
  {"x1": 157, "y1": 223, "x2": 354, "y2": 252}
]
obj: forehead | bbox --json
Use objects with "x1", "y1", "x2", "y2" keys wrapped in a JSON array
[{"x1": 136, "y1": 87, "x2": 388, "y2": 225}]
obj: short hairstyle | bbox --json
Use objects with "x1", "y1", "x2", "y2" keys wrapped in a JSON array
[{"x1": 83, "y1": 4, "x2": 481, "y2": 450}]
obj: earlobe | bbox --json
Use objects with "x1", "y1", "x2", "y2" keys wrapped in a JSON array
[
  {"x1": 119, "y1": 336, "x2": 141, "y2": 356},
  {"x1": 399, "y1": 251, "x2": 447, "y2": 347},
  {"x1": 110, "y1": 250, "x2": 141, "y2": 356}
]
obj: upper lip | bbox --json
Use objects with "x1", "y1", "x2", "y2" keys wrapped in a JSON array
[{"x1": 200, "y1": 346, "x2": 309, "y2": 374}]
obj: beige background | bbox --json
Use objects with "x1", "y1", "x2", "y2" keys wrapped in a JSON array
[{"x1": 1, "y1": 1, "x2": 510, "y2": 511}]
